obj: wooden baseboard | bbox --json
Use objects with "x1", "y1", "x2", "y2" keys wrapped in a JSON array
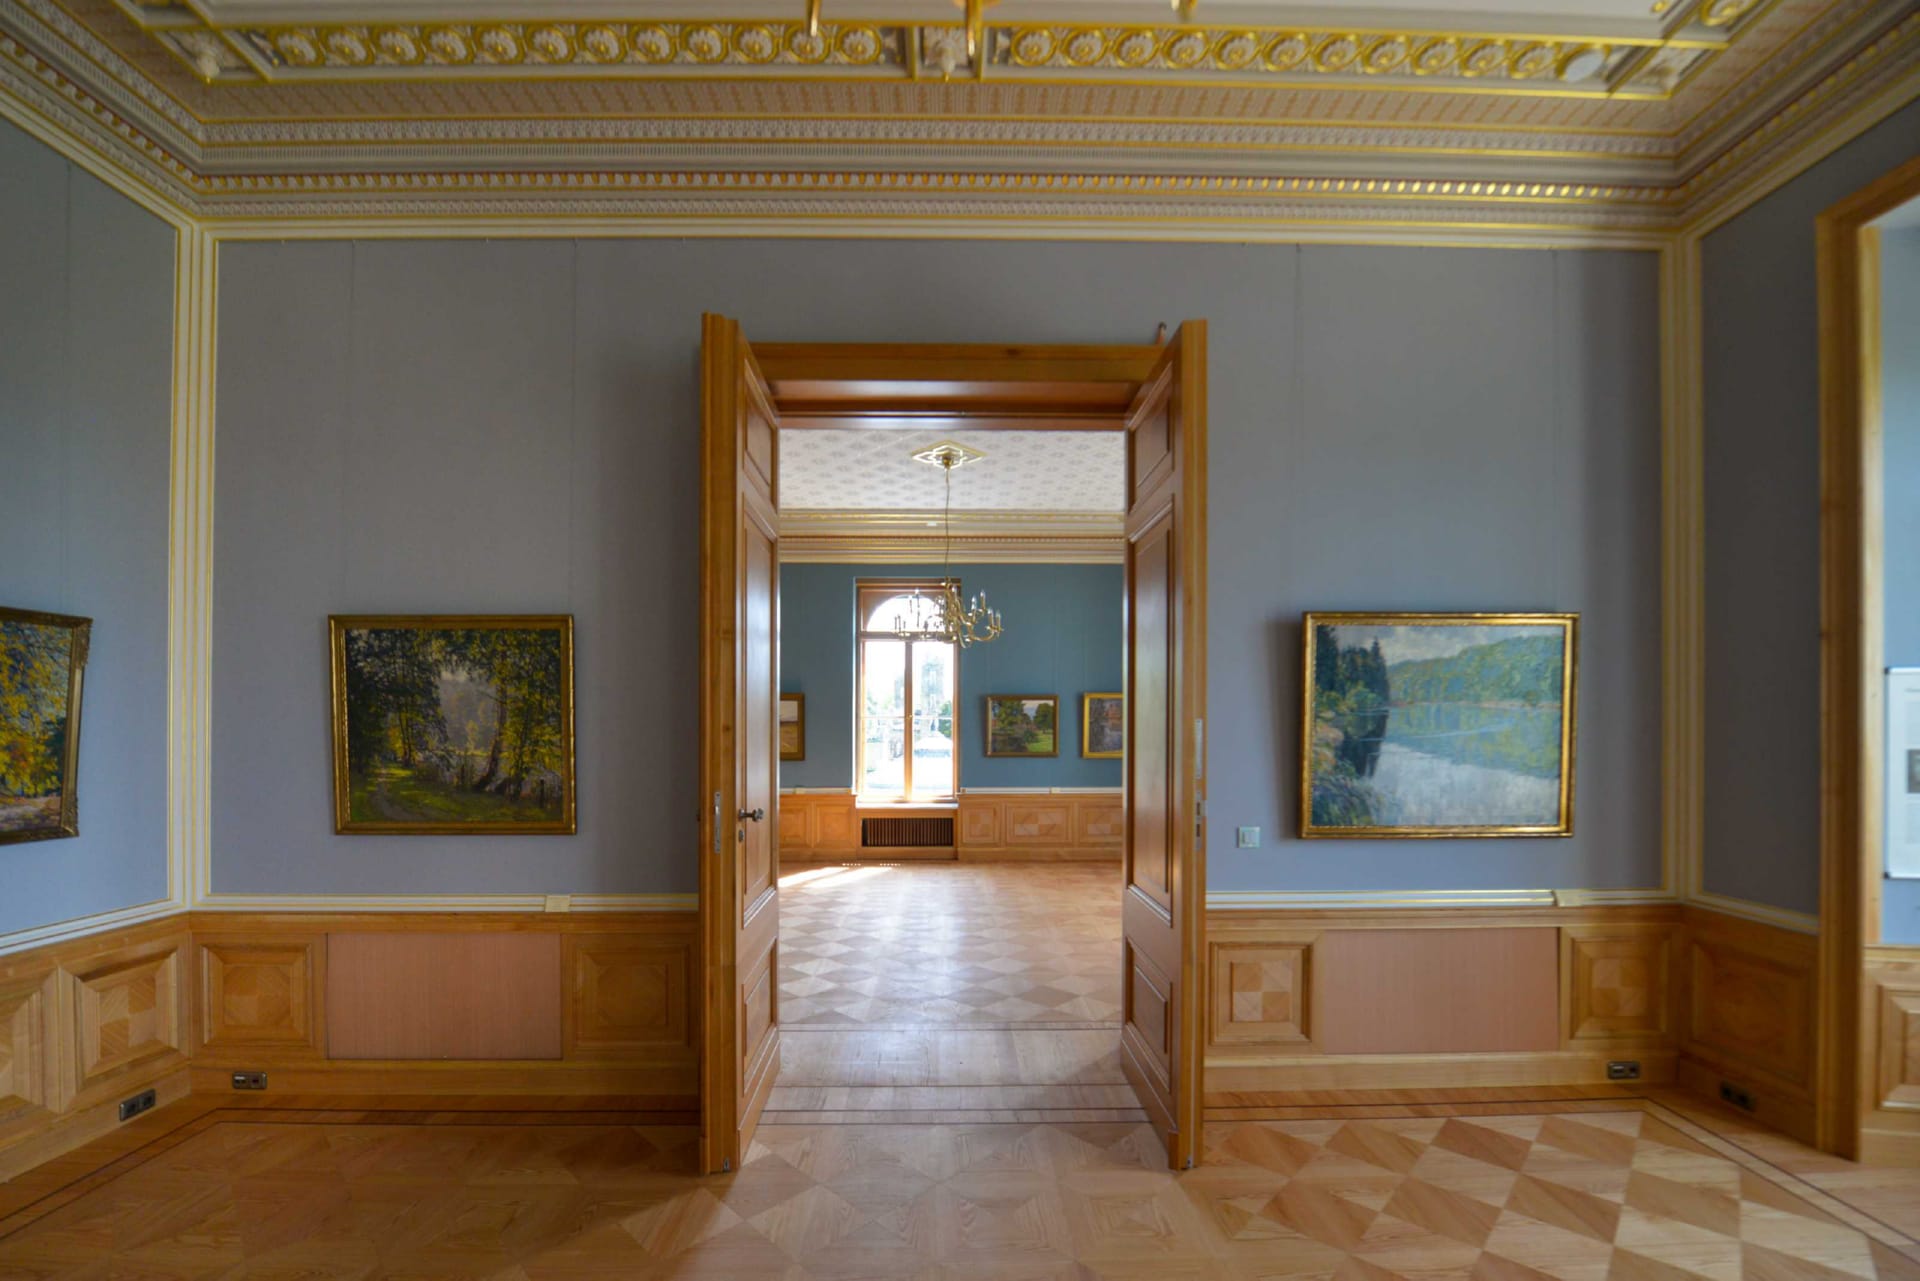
[
  {"x1": 1206, "y1": 1049, "x2": 1678, "y2": 1098},
  {"x1": 185, "y1": 1060, "x2": 696, "y2": 1104},
  {"x1": 1674, "y1": 1056, "x2": 1818, "y2": 1147},
  {"x1": 0, "y1": 1067, "x2": 191, "y2": 1184}
]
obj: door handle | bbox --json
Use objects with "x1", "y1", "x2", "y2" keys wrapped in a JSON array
[{"x1": 738, "y1": 807, "x2": 766, "y2": 822}]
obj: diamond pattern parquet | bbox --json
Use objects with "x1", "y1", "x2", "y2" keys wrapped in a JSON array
[
  {"x1": 777, "y1": 863, "x2": 1123, "y2": 1028},
  {"x1": 3, "y1": 1106, "x2": 1916, "y2": 1279}
]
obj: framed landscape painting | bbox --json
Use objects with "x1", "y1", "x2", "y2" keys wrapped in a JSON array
[
  {"x1": 985, "y1": 695, "x2": 1059, "y2": 758},
  {"x1": 1301, "y1": 612, "x2": 1577, "y2": 838},
  {"x1": 1083, "y1": 693, "x2": 1124, "y2": 759},
  {"x1": 1, "y1": 606, "x2": 91, "y2": 844},
  {"x1": 779, "y1": 693, "x2": 805, "y2": 761},
  {"x1": 330, "y1": 615, "x2": 576, "y2": 834}
]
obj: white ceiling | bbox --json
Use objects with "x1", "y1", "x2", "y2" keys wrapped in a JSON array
[{"x1": 780, "y1": 429, "x2": 1125, "y2": 513}]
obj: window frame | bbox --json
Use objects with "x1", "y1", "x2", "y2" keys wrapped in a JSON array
[{"x1": 855, "y1": 578, "x2": 960, "y2": 802}]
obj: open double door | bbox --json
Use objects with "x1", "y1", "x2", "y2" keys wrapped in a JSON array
[{"x1": 698, "y1": 316, "x2": 1209, "y2": 1172}]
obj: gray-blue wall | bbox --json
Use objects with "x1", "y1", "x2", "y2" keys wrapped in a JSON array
[
  {"x1": 779, "y1": 562, "x2": 1123, "y2": 791},
  {"x1": 0, "y1": 120, "x2": 174, "y2": 935},
  {"x1": 1883, "y1": 224, "x2": 1920, "y2": 944},
  {"x1": 1701, "y1": 100, "x2": 1920, "y2": 916},
  {"x1": 214, "y1": 239, "x2": 1662, "y2": 897}
]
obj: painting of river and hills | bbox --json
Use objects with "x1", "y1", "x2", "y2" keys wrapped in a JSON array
[
  {"x1": 330, "y1": 615, "x2": 575, "y2": 834},
  {"x1": 1302, "y1": 614, "x2": 1576, "y2": 837}
]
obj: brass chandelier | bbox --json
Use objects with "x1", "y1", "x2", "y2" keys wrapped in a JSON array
[{"x1": 888, "y1": 443, "x2": 1005, "y2": 649}]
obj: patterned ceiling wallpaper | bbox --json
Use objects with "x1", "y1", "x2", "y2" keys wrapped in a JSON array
[{"x1": 779, "y1": 429, "x2": 1125, "y2": 513}]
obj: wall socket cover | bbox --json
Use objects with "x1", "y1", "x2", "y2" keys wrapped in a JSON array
[{"x1": 1236, "y1": 826, "x2": 1261, "y2": 848}]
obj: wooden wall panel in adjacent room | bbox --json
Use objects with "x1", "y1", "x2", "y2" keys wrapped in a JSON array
[
  {"x1": 1677, "y1": 906, "x2": 1818, "y2": 1144},
  {"x1": 1863, "y1": 948, "x2": 1920, "y2": 1162},
  {"x1": 326, "y1": 932, "x2": 564, "y2": 1061}
]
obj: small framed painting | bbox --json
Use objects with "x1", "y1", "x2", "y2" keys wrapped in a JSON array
[
  {"x1": 1301, "y1": 612, "x2": 1577, "y2": 839},
  {"x1": 0, "y1": 606, "x2": 91, "y2": 844},
  {"x1": 1082, "y1": 692, "x2": 1124, "y2": 758},
  {"x1": 985, "y1": 694, "x2": 1059, "y2": 758},
  {"x1": 330, "y1": 615, "x2": 576, "y2": 835},
  {"x1": 779, "y1": 693, "x2": 805, "y2": 761}
]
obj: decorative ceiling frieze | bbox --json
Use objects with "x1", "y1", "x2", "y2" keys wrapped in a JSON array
[{"x1": 0, "y1": 0, "x2": 1914, "y2": 231}]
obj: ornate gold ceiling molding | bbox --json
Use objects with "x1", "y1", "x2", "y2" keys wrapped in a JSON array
[
  {"x1": 1, "y1": 0, "x2": 1915, "y2": 236},
  {"x1": 112, "y1": 7, "x2": 1740, "y2": 98}
]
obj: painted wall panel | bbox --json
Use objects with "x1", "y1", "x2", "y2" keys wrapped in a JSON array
[
  {"x1": 1882, "y1": 224, "x2": 1920, "y2": 945},
  {"x1": 779, "y1": 562, "x2": 1123, "y2": 790},
  {"x1": 213, "y1": 238, "x2": 1661, "y2": 896},
  {"x1": 0, "y1": 120, "x2": 174, "y2": 934},
  {"x1": 1701, "y1": 100, "x2": 1920, "y2": 915}
]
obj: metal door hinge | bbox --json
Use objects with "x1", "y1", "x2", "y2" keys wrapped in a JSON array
[{"x1": 712, "y1": 792, "x2": 722, "y2": 854}]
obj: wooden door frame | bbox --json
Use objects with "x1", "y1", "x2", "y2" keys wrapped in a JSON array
[
  {"x1": 698, "y1": 336, "x2": 1209, "y2": 1163},
  {"x1": 1813, "y1": 155, "x2": 1920, "y2": 1159}
]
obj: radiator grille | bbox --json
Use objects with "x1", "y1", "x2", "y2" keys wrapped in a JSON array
[{"x1": 862, "y1": 817, "x2": 955, "y2": 848}]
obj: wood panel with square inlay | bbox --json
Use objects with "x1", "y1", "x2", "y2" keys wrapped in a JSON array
[
  {"x1": 0, "y1": 975, "x2": 50, "y2": 1118},
  {"x1": 1562, "y1": 924, "x2": 1673, "y2": 1045},
  {"x1": 1208, "y1": 939, "x2": 1312, "y2": 1048},
  {"x1": 1007, "y1": 802, "x2": 1072, "y2": 844},
  {"x1": 65, "y1": 944, "x2": 186, "y2": 1102},
  {"x1": 1875, "y1": 973, "x2": 1920, "y2": 1112},
  {"x1": 564, "y1": 934, "x2": 693, "y2": 1059},
  {"x1": 197, "y1": 940, "x2": 317, "y2": 1053},
  {"x1": 1075, "y1": 799, "x2": 1123, "y2": 844}
]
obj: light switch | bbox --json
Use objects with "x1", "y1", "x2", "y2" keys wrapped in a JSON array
[{"x1": 1236, "y1": 826, "x2": 1261, "y2": 848}]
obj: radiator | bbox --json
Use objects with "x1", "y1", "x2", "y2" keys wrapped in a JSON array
[{"x1": 862, "y1": 816, "x2": 955, "y2": 848}]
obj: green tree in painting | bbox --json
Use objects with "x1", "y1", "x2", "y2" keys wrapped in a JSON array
[
  {"x1": 343, "y1": 623, "x2": 568, "y2": 826},
  {"x1": 0, "y1": 620, "x2": 71, "y2": 807}
]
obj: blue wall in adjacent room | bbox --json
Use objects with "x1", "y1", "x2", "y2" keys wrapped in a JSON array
[
  {"x1": 779, "y1": 562, "x2": 1124, "y2": 792},
  {"x1": 0, "y1": 120, "x2": 175, "y2": 937},
  {"x1": 1701, "y1": 99, "x2": 1920, "y2": 917},
  {"x1": 1882, "y1": 224, "x2": 1920, "y2": 945}
]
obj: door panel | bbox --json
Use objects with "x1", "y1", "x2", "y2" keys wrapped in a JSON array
[
  {"x1": 1120, "y1": 322, "x2": 1207, "y2": 1170},
  {"x1": 700, "y1": 313, "x2": 782, "y2": 1174}
]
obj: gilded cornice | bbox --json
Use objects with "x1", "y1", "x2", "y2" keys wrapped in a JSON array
[{"x1": 0, "y1": 0, "x2": 1915, "y2": 233}]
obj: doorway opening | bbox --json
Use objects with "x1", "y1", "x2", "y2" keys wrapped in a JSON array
[
  {"x1": 769, "y1": 428, "x2": 1130, "y2": 1141},
  {"x1": 698, "y1": 328, "x2": 1209, "y2": 1175}
]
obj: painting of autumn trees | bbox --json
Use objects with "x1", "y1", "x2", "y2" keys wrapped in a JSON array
[
  {"x1": 1, "y1": 607, "x2": 90, "y2": 843},
  {"x1": 330, "y1": 616, "x2": 575, "y2": 834}
]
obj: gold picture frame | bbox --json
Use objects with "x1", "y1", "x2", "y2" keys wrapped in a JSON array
[
  {"x1": 779, "y1": 693, "x2": 805, "y2": 761},
  {"x1": 1082, "y1": 692, "x2": 1124, "y2": 758},
  {"x1": 985, "y1": 694, "x2": 1060, "y2": 758},
  {"x1": 0, "y1": 605, "x2": 91, "y2": 844},
  {"x1": 1300, "y1": 612, "x2": 1577, "y2": 839},
  {"x1": 329, "y1": 614, "x2": 576, "y2": 835}
]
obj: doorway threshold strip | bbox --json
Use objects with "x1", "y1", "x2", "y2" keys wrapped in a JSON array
[{"x1": 780, "y1": 1020, "x2": 1123, "y2": 1033}]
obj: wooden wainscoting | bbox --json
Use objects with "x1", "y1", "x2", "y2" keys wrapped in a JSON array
[
  {"x1": 185, "y1": 911, "x2": 699, "y2": 1106},
  {"x1": 779, "y1": 790, "x2": 1124, "y2": 863},
  {"x1": 1676, "y1": 904, "x2": 1819, "y2": 1145},
  {"x1": 0, "y1": 916, "x2": 194, "y2": 1182},
  {"x1": 1862, "y1": 945, "x2": 1920, "y2": 1163},
  {"x1": 1203, "y1": 905, "x2": 1683, "y2": 1112}
]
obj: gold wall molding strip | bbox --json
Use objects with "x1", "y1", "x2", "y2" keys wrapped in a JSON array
[
  {"x1": 0, "y1": 896, "x2": 184, "y2": 956},
  {"x1": 1690, "y1": 890, "x2": 1822, "y2": 935},
  {"x1": 1207, "y1": 888, "x2": 1680, "y2": 910},
  {"x1": 173, "y1": 223, "x2": 217, "y2": 910},
  {"x1": 1661, "y1": 233, "x2": 1703, "y2": 913}
]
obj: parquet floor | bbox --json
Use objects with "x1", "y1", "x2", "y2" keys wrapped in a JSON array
[
  {"x1": 776, "y1": 862, "x2": 1123, "y2": 1028},
  {"x1": 3, "y1": 1102, "x2": 1918, "y2": 1279}
]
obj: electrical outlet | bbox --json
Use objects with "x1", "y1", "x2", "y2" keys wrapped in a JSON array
[
  {"x1": 1605, "y1": 1060, "x2": 1641, "y2": 1081},
  {"x1": 1236, "y1": 826, "x2": 1261, "y2": 848},
  {"x1": 1718, "y1": 1081, "x2": 1756, "y2": 1111},
  {"x1": 231, "y1": 1071, "x2": 268, "y2": 1091},
  {"x1": 118, "y1": 1088, "x2": 156, "y2": 1122}
]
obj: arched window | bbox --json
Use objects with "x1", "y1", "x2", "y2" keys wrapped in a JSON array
[{"x1": 856, "y1": 581, "x2": 957, "y2": 800}]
